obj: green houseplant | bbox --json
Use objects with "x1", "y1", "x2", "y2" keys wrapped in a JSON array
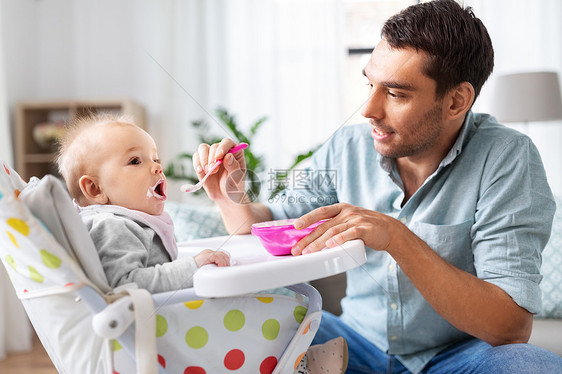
[{"x1": 165, "y1": 107, "x2": 317, "y2": 200}]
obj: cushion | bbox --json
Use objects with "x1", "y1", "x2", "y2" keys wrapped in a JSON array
[
  {"x1": 19, "y1": 176, "x2": 111, "y2": 293},
  {"x1": 0, "y1": 162, "x2": 26, "y2": 194},
  {"x1": 1, "y1": 175, "x2": 86, "y2": 296},
  {"x1": 165, "y1": 201, "x2": 228, "y2": 242},
  {"x1": 537, "y1": 195, "x2": 562, "y2": 318},
  {"x1": 113, "y1": 294, "x2": 315, "y2": 373}
]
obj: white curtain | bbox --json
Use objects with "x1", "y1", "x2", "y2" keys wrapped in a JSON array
[
  {"x1": 0, "y1": 1, "x2": 33, "y2": 361},
  {"x1": 219, "y1": 0, "x2": 346, "y2": 170},
  {"x1": 145, "y1": 0, "x2": 346, "y2": 183},
  {"x1": 467, "y1": 0, "x2": 562, "y2": 196}
]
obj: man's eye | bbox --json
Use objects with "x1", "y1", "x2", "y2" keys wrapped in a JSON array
[{"x1": 129, "y1": 158, "x2": 141, "y2": 165}]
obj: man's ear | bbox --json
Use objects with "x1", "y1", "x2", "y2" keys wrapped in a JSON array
[
  {"x1": 445, "y1": 81, "x2": 475, "y2": 120},
  {"x1": 79, "y1": 175, "x2": 108, "y2": 205}
]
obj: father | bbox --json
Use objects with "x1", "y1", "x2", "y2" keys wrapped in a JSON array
[{"x1": 193, "y1": 0, "x2": 562, "y2": 372}]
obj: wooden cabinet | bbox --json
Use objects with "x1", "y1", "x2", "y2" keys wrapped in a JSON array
[{"x1": 15, "y1": 99, "x2": 146, "y2": 181}]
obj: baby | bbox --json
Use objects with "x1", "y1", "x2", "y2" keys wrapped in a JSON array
[{"x1": 56, "y1": 113, "x2": 229, "y2": 293}]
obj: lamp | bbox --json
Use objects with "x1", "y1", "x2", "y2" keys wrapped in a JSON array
[{"x1": 491, "y1": 71, "x2": 562, "y2": 130}]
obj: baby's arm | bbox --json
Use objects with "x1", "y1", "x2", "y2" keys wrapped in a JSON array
[
  {"x1": 194, "y1": 249, "x2": 231, "y2": 267},
  {"x1": 86, "y1": 214, "x2": 200, "y2": 292}
]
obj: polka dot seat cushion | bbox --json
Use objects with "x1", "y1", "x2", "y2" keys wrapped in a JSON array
[
  {"x1": 0, "y1": 164, "x2": 88, "y2": 297},
  {"x1": 113, "y1": 294, "x2": 318, "y2": 374}
]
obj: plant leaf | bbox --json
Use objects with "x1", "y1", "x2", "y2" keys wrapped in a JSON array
[
  {"x1": 249, "y1": 116, "x2": 267, "y2": 136},
  {"x1": 176, "y1": 152, "x2": 193, "y2": 160},
  {"x1": 287, "y1": 148, "x2": 318, "y2": 170}
]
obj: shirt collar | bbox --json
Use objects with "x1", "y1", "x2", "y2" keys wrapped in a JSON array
[{"x1": 440, "y1": 110, "x2": 475, "y2": 167}]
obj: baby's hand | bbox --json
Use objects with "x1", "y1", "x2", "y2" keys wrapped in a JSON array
[{"x1": 194, "y1": 249, "x2": 231, "y2": 267}]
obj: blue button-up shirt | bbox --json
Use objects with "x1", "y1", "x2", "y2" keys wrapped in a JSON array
[{"x1": 268, "y1": 112, "x2": 555, "y2": 373}]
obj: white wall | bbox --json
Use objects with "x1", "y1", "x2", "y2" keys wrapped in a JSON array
[
  {"x1": 1, "y1": 0, "x2": 200, "y2": 169},
  {"x1": 469, "y1": 0, "x2": 562, "y2": 197},
  {"x1": 1, "y1": 0, "x2": 37, "y2": 106}
]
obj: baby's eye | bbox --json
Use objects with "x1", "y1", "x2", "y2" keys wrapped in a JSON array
[{"x1": 129, "y1": 157, "x2": 141, "y2": 165}]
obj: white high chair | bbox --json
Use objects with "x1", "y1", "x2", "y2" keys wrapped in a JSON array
[{"x1": 0, "y1": 162, "x2": 366, "y2": 374}]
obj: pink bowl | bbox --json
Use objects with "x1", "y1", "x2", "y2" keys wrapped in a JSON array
[{"x1": 251, "y1": 219, "x2": 327, "y2": 256}]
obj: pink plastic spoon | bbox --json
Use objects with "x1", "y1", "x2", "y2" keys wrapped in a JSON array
[{"x1": 180, "y1": 143, "x2": 248, "y2": 193}]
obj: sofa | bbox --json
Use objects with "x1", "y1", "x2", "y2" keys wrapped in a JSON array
[
  {"x1": 529, "y1": 197, "x2": 562, "y2": 356},
  {"x1": 166, "y1": 198, "x2": 562, "y2": 357}
]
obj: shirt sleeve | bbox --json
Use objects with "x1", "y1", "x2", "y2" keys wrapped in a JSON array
[
  {"x1": 87, "y1": 215, "x2": 199, "y2": 293},
  {"x1": 472, "y1": 135, "x2": 555, "y2": 314},
  {"x1": 267, "y1": 133, "x2": 340, "y2": 220}
]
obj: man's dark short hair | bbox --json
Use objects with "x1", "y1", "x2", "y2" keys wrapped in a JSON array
[{"x1": 382, "y1": 0, "x2": 494, "y2": 102}]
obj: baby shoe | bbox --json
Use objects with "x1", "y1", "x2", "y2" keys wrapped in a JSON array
[{"x1": 305, "y1": 337, "x2": 349, "y2": 373}]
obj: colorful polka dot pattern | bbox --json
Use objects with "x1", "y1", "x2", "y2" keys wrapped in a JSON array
[
  {"x1": 111, "y1": 294, "x2": 318, "y2": 374},
  {"x1": 185, "y1": 326, "x2": 209, "y2": 349},
  {"x1": 262, "y1": 318, "x2": 281, "y2": 340},
  {"x1": 0, "y1": 163, "x2": 81, "y2": 297},
  {"x1": 7, "y1": 217, "x2": 30, "y2": 236},
  {"x1": 223, "y1": 309, "x2": 245, "y2": 332},
  {"x1": 156, "y1": 315, "x2": 168, "y2": 337}
]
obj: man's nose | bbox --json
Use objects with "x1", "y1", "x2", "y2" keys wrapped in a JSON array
[{"x1": 361, "y1": 87, "x2": 384, "y2": 119}]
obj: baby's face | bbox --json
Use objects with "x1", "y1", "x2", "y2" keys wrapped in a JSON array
[{"x1": 93, "y1": 123, "x2": 167, "y2": 215}]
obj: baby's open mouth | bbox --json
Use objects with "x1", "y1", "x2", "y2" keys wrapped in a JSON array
[{"x1": 151, "y1": 179, "x2": 166, "y2": 200}]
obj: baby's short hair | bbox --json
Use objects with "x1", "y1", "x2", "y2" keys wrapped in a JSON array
[{"x1": 56, "y1": 112, "x2": 135, "y2": 202}]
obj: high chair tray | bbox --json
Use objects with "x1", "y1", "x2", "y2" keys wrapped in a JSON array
[{"x1": 178, "y1": 235, "x2": 366, "y2": 297}]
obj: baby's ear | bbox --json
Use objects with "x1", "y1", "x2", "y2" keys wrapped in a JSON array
[{"x1": 79, "y1": 175, "x2": 108, "y2": 205}]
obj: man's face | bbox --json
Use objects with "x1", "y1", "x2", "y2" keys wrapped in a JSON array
[
  {"x1": 361, "y1": 39, "x2": 446, "y2": 160},
  {"x1": 92, "y1": 123, "x2": 167, "y2": 215}
]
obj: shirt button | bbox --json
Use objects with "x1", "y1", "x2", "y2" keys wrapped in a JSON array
[
  {"x1": 400, "y1": 217, "x2": 408, "y2": 224},
  {"x1": 388, "y1": 263, "x2": 396, "y2": 271},
  {"x1": 390, "y1": 335, "x2": 398, "y2": 341},
  {"x1": 390, "y1": 303, "x2": 398, "y2": 310}
]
